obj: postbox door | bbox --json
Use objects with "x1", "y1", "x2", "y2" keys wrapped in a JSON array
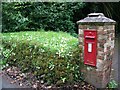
[{"x1": 84, "y1": 30, "x2": 97, "y2": 66}]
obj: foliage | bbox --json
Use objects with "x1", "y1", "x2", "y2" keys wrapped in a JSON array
[
  {"x1": 101, "y1": 2, "x2": 120, "y2": 33},
  {"x1": 0, "y1": 44, "x2": 9, "y2": 69},
  {"x1": 108, "y1": 80, "x2": 118, "y2": 88},
  {"x1": 2, "y1": 31, "x2": 83, "y2": 85},
  {"x1": 2, "y1": 2, "x2": 84, "y2": 34},
  {"x1": 2, "y1": 2, "x2": 120, "y2": 34},
  {"x1": 81, "y1": 2, "x2": 120, "y2": 33}
]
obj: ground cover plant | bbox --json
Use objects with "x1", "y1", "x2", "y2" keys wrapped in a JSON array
[{"x1": 2, "y1": 30, "x2": 83, "y2": 86}]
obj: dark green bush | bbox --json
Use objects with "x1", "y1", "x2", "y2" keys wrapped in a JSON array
[
  {"x1": 2, "y1": 31, "x2": 82, "y2": 85},
  {"x1": 2, "y1": 2, "x2": 84, "y2": 34}
]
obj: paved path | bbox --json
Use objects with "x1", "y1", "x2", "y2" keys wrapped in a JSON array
[
  {"x1": 2, "y1": 75, "x2": 22, "y2": 89},
  {"x1": 1, "y1": 74, "x2": 31, "y2": 90},
  {"x1": 116, "y1": 35, "x2": 120, "y2": 87},
  {"x1": 111, "y1": 35, "x2": 120, "y2": 88},
  {"x1": 112, "y1": 37, "x2": 119, "y2": 83},
  {"x1": 117, "y1": 36, "x2": 120, "y2": 84}
]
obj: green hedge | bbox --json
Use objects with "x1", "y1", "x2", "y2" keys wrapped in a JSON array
[
  {"x1": 2, "y1": 31, "x2": 83, "y2": 85},
  {"x1": 2, "y1": 2, "x2": 84, "y2": 33}
]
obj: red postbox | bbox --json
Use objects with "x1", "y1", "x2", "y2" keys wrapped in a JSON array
[{"x1": 84, "y1": 30, "x2": 97, "y2": 66}]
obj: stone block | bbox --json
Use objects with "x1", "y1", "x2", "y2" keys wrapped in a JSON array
[
  {"x1": 79, "y1": 25, "x2": 87, "y2": 29},
  {"x1": 84, "y1": 60, "x2": 112, "y2": 88}
]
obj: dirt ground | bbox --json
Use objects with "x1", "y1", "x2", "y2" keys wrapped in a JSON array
[{"x1": 1, "y1": 67, "x2": 96, "y2": 90}]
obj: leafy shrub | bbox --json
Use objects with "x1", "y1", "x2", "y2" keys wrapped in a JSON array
[
  {"x1": 2, "y1": 2, "x2": 84, "y2": 34},
  {"x1": 108, "y1": 80, "x2": 118, "y2": 88},
  {"x1": 2, "y1": 31, "x2": 82, "y2": 85}
]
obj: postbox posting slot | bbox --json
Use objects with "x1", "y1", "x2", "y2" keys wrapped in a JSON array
[{"x1": 85, "y1": 36, "x2": 95, "y2": 39}]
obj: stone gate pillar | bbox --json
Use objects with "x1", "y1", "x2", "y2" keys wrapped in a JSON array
[{"x1": 77, "y1": 13, "x2": 116, "y2": 88}]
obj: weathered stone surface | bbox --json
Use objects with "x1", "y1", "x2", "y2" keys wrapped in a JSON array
[
  {"x1": 79, "y1": 25, "x2": 87, "y2": 29},
  {"x1": 83, "y1": 60, "x2": 112, "y2": 88},
  {"x1": 77, "y1": 13, "x2": 116, "y2": 24}
]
